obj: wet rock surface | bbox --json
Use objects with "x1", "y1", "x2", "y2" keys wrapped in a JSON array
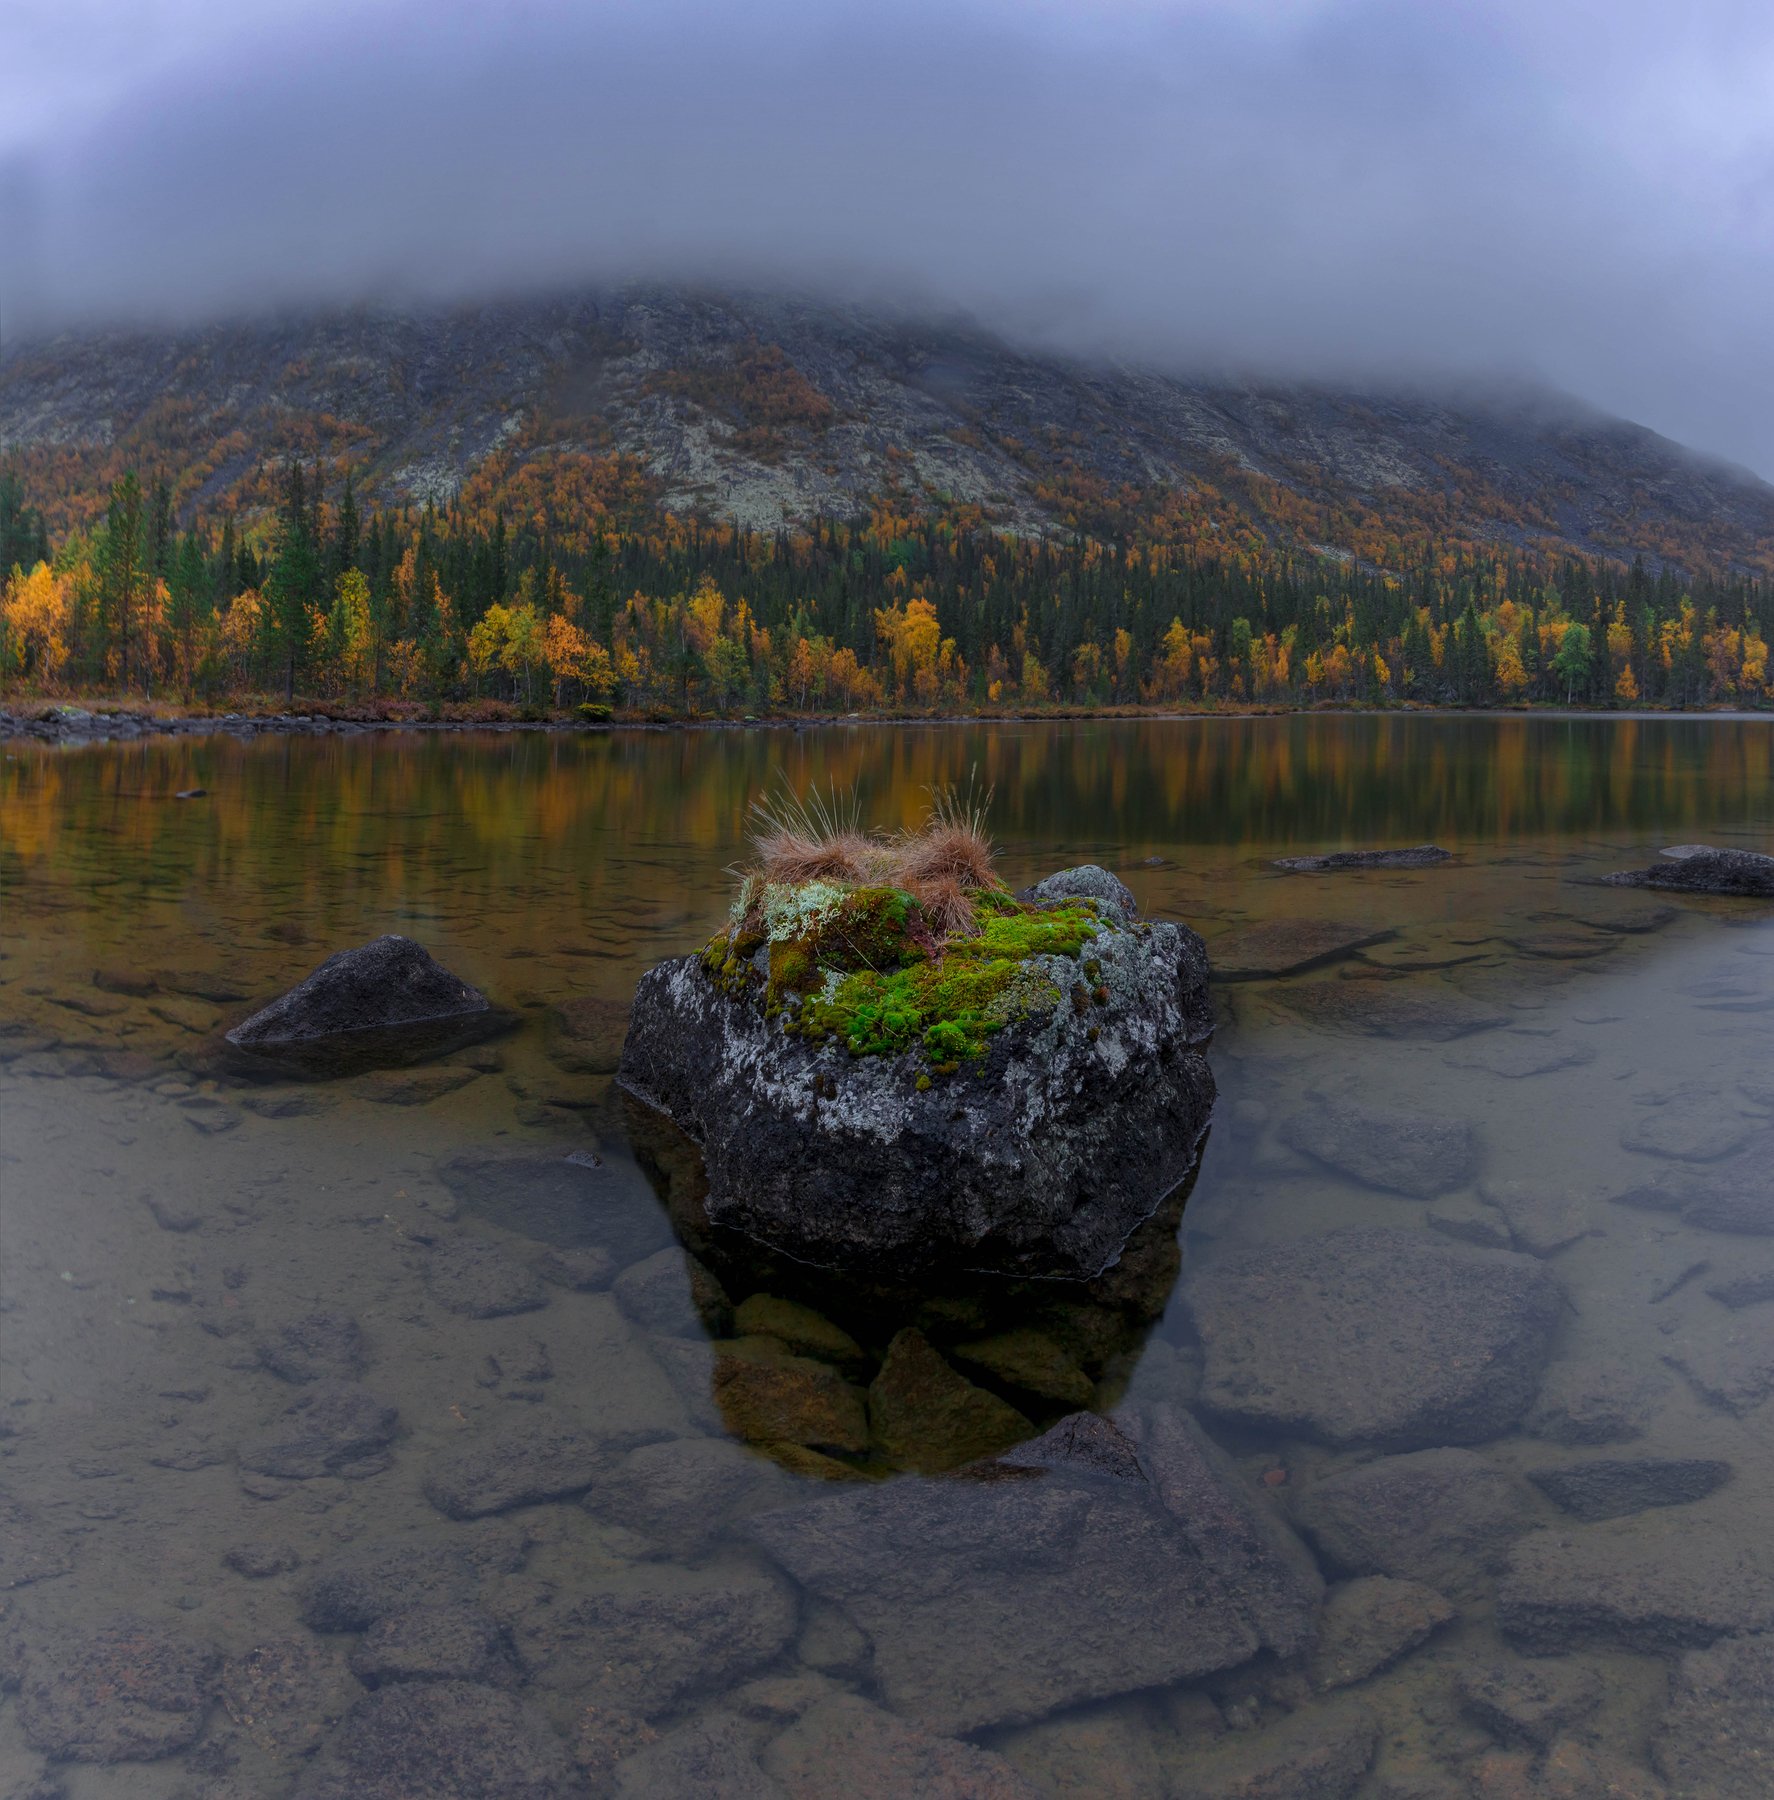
[
  {"x1": 619, "y1": 868, "x2": 1216, "y2": 1281},
  {"x1": 1174, "y1": 1698, "x2": 1380, "y2": 1798},
  {"x1": 746, "y1": 1407, "x2": 1320, "y2": 1734},
  {"x1": 1652, "y1": 1632, "x2": 1774, "y2": 1797},
  {"x1": 587, "y1": 1436, "x2": 787, "y2": 1553},
  {"x1": 1602, "y1": 846, "x2": 1774, "y2": 897},
  {"x1": 1526, "y1": 1455, "x2": 1731, "y2": 1521},
  {"x1": 1278, "y1": 1099, "x2": 1483, "y2": 1197},
  {"x1": 292, "y1": 1679, "x2": 577, "y2": 1799},
  {"x1": 226, "y1": 934, "x2": 510, "y2": 1075},
  {"x1": 1187, "y1": 1230, "x2": 1563, "y2": 1448},
  {"x1": 256, "y1": 1311, "x2": 368, "y2": 1383},
  {"x1": 297, "y1": 1536, "x2": 484, "y2": 1632},
  {"x1": 867, "y1": 1327, "x2": 1032, "y2": 1470},
  {"x1": 18, "y1": 1617, "x2": 218, "y2": 1762},
  {"x1": 422, "y1": 1422, "x2": 622, "y2": 1518},
  {"x1": 349, "y1": 1603, "x2": 515, "y2": 1688}
]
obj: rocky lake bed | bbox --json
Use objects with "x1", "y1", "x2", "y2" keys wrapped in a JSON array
[{"x1": 1, "y1": 720, "x2": 1772, "y2": 1798}]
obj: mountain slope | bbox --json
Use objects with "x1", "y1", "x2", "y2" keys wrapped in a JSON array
[{"x1": 4, "y1": 287, "x2": 1771, "y2": 575}]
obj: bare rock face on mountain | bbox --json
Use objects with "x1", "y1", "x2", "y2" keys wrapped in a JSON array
[
  {"x1": 619, "y1": 869, "x2": 1215, "y2": 1280},
  {"x1": 226, "y1": 935, "x2": 512, "y2": 1076}
]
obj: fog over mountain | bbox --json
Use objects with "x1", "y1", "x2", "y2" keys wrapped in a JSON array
[{"x1": 5, "y1": 0, "x2": 1774, "y2": 477}]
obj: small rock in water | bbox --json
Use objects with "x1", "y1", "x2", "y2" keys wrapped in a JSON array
[
  {"x1": 1527, "y1": 1456, "x2": 1731, "y2": 1521},
  {"x1": 357, "y1": 1065, "x2": 479, "y2": 1106},
  {"x1": 257, "y1": 1310, "x2": 368, "y2": 1383},
  {"x1": 1272, "y1": 844, "x2": 1451, "y2": 872},
  {"x1": 867, "y1": 1327, "x2": 1031, "y2": 1471},
  {"x1": 1602, "y1": 845, "x2": 1774, "y2": 897},
  {"x1": 731, "y1": 1293, "x2": 866, "y2": 1366},
  {"x1": 422, "y1": 1423, "x2": 614, "y2": 1519},
  {"x1": 762, "y1": 1695, "x2": 1043, "y2": 1799},
  {"x1": 17, "y1": 1617, "x2": 218, "y2": 1762},
  {"x1": 424, "y1": 1238, "x2": 547, "y2": 1318},
  {"x1": 1165, "y1": 1699, "x2": 1380, "y2": 1797},
  {"x1": 1445, "y1": 1034, "x2": 1597, "y2": 1079},
  {"x1": 715, "y1": 1342, "x2": 872, "y2": 1455},
  {"x1": 236, "y1": 1383, "x2": 398, "y2": 1481},
  {"x1": 1525, "y1": 1361, "x2": 1663, "y2": 1445},
  {"x1": 349, "y1": 1604, "x2": 514, "y2": 1688},
  {"x1": 297, "y1": 1537, "x2": 481, "y2": 1631}
]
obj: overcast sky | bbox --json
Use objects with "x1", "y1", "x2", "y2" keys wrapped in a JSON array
[{"x1": 4, "y1": 0, "x2": 1773, "y2": 476}]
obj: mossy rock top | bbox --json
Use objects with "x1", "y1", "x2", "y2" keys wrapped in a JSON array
[{"x1": 700, "y1": 879, "x2": 1118, "y2": 1074}]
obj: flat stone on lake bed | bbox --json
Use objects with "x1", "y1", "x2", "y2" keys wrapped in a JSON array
[
  {"x1": 1527, "y1": 1456, "x2": 1732, "y2": 1521},
  {"x1": 1279, "y1": 1100, "x2": 1482, "y2": 1197},
  {"x1": 1210, "y1": 919, "x2": 1395, "y2": 980},
  {"x1": 1272, "y1": 844, "x2": 1452, "y2": 872},
  {"x1": 1187, "y1": 1229, "x2": 1563, "y2": 1449},
  {"x1": 1273, "y1": 982, "x2": 1510, "y2": 1040}
]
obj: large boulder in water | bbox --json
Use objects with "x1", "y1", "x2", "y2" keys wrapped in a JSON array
[
  {"x1": 1602, "y1": 846, "x2": 1774, "y2": 898},
  {"x1": 226, "y1": 935, "x2": 511, "y2": 1076},
  {"x1": 618, "y1": 868, "x2": 1215, "y2": 1280}
]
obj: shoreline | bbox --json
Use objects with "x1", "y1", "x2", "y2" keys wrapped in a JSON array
[{"x1": 3, "y1": 699, "x2": 1770, "y2": 749}]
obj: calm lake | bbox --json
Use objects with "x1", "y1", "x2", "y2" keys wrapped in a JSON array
[{"x1": 2, "y1": 715, "x2": 1772, "y2": 1798}]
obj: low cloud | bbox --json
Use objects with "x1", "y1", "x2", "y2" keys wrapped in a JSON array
[{"x1": 5, "y1": 0, "x2": 1773, "y2": 474}]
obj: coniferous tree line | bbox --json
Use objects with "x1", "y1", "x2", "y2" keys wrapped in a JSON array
[{"x1": 2, "y1": 460, "x2": 1768, "y2": 712}]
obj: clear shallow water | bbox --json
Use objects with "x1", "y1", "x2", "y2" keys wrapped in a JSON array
[{"x1": 1, "y1": 717, "x2": 1771, "y2": 1798}]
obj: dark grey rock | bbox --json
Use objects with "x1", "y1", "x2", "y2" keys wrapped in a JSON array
[
  {"x1": 587, "y1": 1437, "x2": 786, "y2": 1554},
  {"x1": 1274, "y1": 845, "x2": 1451, "y2": 872},
  {"x1": 425, "y1": 1238, "x2": 547, "y2": 1318},
  {"x1": 440, "y1": 1151, "x2": 674, "y2": 1265},
  {"x1": 1426, "y1": 1196, "x2": 1513, "y2": 1250},
  {"x1": 536, "y1": 1244, "x2": 618, "y2": 1290},
  {"x1": 1165, "y1": 1699, "x2": 1380, "y2": 1798},
  {"x1": 1308, "y1": 1577, "x2": 1456, "y2": 1691},
  {"x1": 227, "y1": 934, "x2": 512, "y2": 1076},
  {"x1": 502, "y1": 1564, "x2": 797, "y2": 1712},
  {"x1": 764, "y1": 1694, "x2": 1043, "y2": 1799},
  {"x1": 619, "y1": 873, "x2": 1214, "y2": 1280},
  {"x1": 1653, "y1": 1633, "x2": 1774, "y2": 1797},
  {"x1": 1294, "y1": 1449, "x2": 1538, "y2": 1594},
  {"x1": 1663, "y1": 1313, "x2": 1774, "y2": 1416},
  {"x1": 1019, "y1": 863, "x2": 1139, "y2": 921},
  {"x1": 292, "y1": 1680, "x2": 577, "y2": 1800},
  {"x1": 257, "y1": 1311, "x2": 367, "y2": 1383},
  {"x1": 422, "y1": 1423, "x2": 618, "y2": 1519},
  {"x1": 1602, "y1": 846, "x2": 1774, "y2": 897},
  {"x1": 1456, "y1": 1656, "x2": 1605, "y2": 1748},
  {"x1": 1278, "y1": 1100, "x2": 1482, "y2": 1197},
  {"x1": 1499, "y1": 1524, "x2": 1774, "y2": 1652},
  {"x1": 1525, "y1": 1361, "x2": 1662, "y2": 1445},
  {"x1": 18, "y1": 1618, "x2": 218, "y2": 1762},
  {"x1": 1187, "y1": 1230, "x2": 1564, "y2": 1449},
  {"x1": 1528, "y1": 1456, "x2": 1732, "y2": 1521},
  {"x1": 237, "y1": 1383, "x2": 398, "y2": 1480},
  {"x1": 745, "y1": 1407, "x2": 1320, "y2": 1734},
  {"x1": 349, "y1": 1604, "x2": 514, "y2": 1687}
]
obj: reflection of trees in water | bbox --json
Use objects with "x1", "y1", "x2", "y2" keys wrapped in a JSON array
[{"x1": 4, "y1": 719, "x2": 1768, "y2": 974}]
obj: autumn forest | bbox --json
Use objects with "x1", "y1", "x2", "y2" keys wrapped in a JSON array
[{"x1": 1, "y1": 449, "x2": 1768, "y2": 720}]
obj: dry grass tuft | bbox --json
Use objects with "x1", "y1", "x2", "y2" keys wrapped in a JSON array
[{"x1": 741, "y1": 773, "x2": 1000, "y2": 938}]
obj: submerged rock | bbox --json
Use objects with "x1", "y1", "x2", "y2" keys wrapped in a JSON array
[
  {"x1": 1601, "y1": 846, "x2": 1774, "y2": 898},
  {"x1": 1273, "y1": 845, "x2": 1452, "y2": 872},
  {"x1": 293, "y1": 1680, "x2": 576, "y2": 1800},
  {"x1": 1456, "y1": 1657, "x2": 1605, "y2": 1749},
  {"x1": 1308, "y1": 1577, "x2": 1456, "y2": 1691},
  {"x1": 1278, "y1": 1099, "x2": 1483, "y2": 1198},
  {"x1": 1653, "y1": 1633, "x2": 1774, "y2": 1797},
  {"x1": 868, "y1": 1327, "x2": 1031, "y2": 1471},
  {"x1": 1210, "y1": 919, "x2": 1395, "y2": 980},
  {"x1": 1186, "y1": 1229, "x2": 1563, "y2": 1449},
  {"x1": 225, "y1": 934, "x2": 512, "y2": 1076},
  {"x1": 1527, "y1": 1456, "x2": 1732, "y2": 1522},
  {"x1": 745, "y1": 1406, "x2": 1320, "y2": 1735},
  {"x1": 764, "y1": 1694, "x2": 1042, "y2": 1799},
  {"x1": 619, "y1": 867, "x2": 1215, "y2": 1280},
  {"x1": 18, "y1": 1618, "x2": 218, "y2": 1762}
]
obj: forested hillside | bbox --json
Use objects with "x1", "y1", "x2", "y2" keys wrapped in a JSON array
[{"x1": 2, "y1": 289, "x2": 1770, "y2": 712}]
